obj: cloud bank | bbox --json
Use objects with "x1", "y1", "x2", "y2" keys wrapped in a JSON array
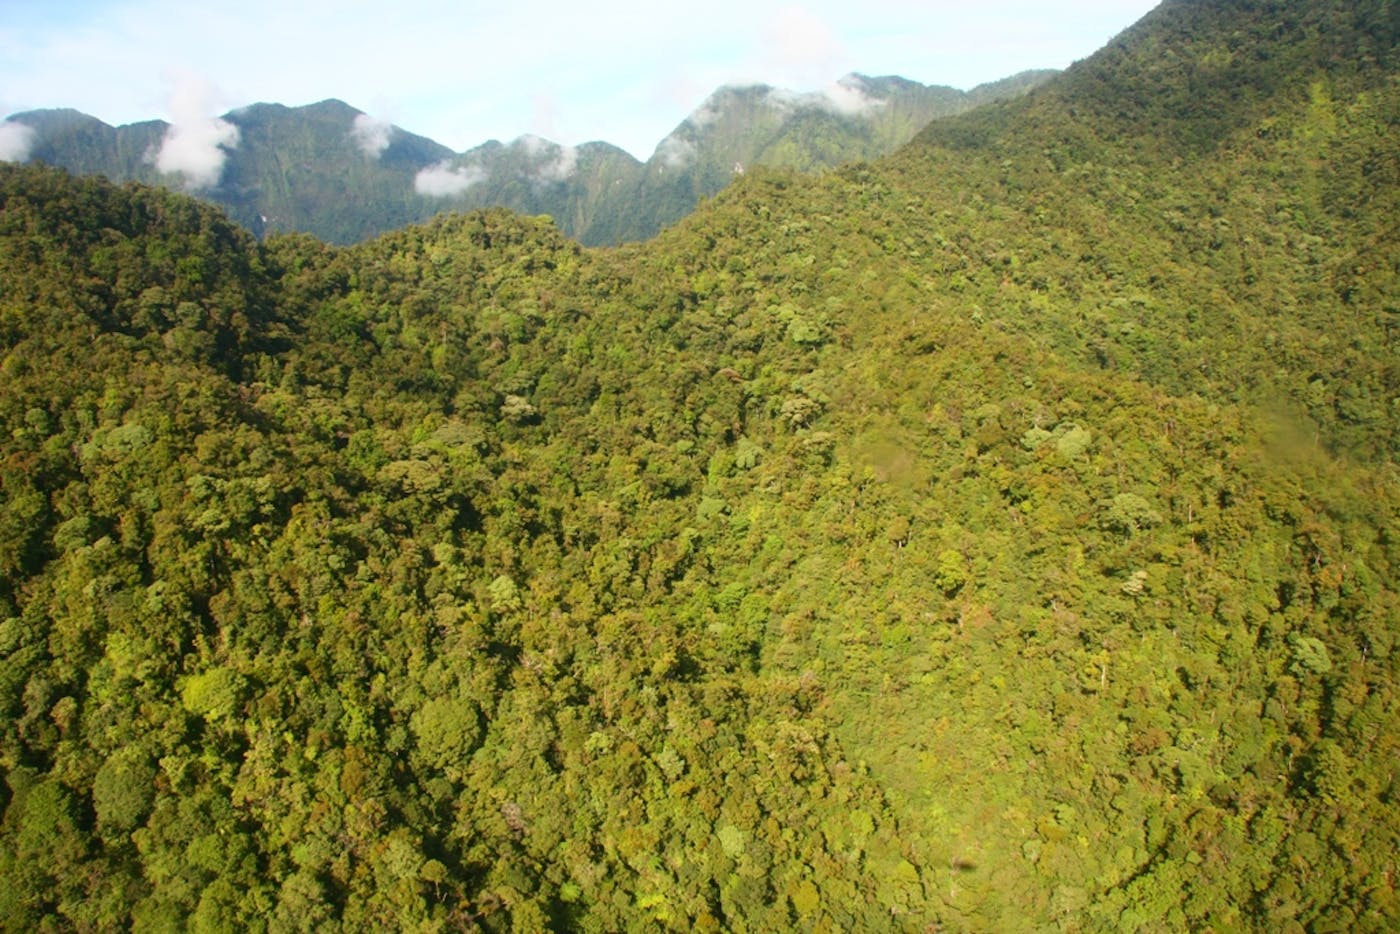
[
  {"x1": 0, "y1": 121, "x2": 36, "y2": 163},
  {"x1": 351, "y1": 113, "x2": 393, "y2": 157},
  {"x1": 151, "y1": 71, "x2": 239, "y2": 189},
  {"x1": 414, "y1": 161, "x2": 486, "y2": 197}
]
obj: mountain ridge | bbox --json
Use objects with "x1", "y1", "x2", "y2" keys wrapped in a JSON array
[{"x1": 1, "y1": 70, "x2": 1057, "y2": 246}]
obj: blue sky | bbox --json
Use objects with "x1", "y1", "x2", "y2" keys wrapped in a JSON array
[{"x1": 1, "y1": 0, "x2": 1162, "y2": 159}]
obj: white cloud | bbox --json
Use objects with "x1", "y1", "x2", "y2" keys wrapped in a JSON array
[
  {"x1": 759, "y1": 74, "x2": 884, "y2": 118},
  {"x1": 541, "y1": 145, "x2": 578, "y2": 181},
  {"x1": 350, "y1": 113, "x2": 393, "y2": 157},
  {"x1": 820, "y1": 74, "x2": 884, "y2": 116},
  {"x1": 414, "y1": 161, "x2": 486, "y2": 197},
  {"x1": 686, "y1": 92, "x2": 729, "y2": 130},
  {"x1": 150, "y1": 70, "x2": 238, "y2": 189},
  {"x1": 518, "y1": 134, "x2": 578, "y2": 182},
  {"x1": 519, "y1": 133, "x2": 551, "y2": 157},
  {"x1": 0, "y1": 121, "x2": 36, "y2": 162},
  {"x1": 654, "y1": 135, "x2": 695, "y2": 168},
  {"x1": 761, "y1": 86, "x2": 800, "y2": 114}
]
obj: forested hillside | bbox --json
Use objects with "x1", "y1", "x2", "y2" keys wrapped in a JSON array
[{"x1": 0, "y1": 0, "x2": 1397, "y2": 930}]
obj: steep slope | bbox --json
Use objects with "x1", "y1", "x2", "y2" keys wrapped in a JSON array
[
  {"x1": 417, "y1": 135, "x2": 645, "y2": 245},
  {"x1": 665, "y1": 0, "x2": 1396, "y2": 924},
  {"x1": 611, "y1": 72, "x2": 1058, "y2": 241},
  {"x1": 880, "y1": 0, "x2": 1399, "y2": 458},
  {"x1": 0, "y1": 0, "x2": 1396, "y2": 930},
  {"x1": 216, "y1": 99, "x2": 455, "y2": 242},
  {"x1": 5, "y1": 72, "x2": 1053, "y2": 247},
  {"x1": 0, "y1": 166, "x2": 947, "y2": 929},
  {"x1": 11, "y1": 108, "x2": 167, "y2": 183}
]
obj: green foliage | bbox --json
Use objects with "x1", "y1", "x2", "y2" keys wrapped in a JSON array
[
  {"x1": 411, "y1": 695, "x2": 484, "y2": 772},
  {"x1": 0, "y1": 3, "x2": 1397, "y2": 929},
  {"x1": 180, "y1": 666, "x2": 246, "y2": 721},
  {"x1": 1103, "y1": 492, "x2": 1164, "y2": 534},
  {"x1": 93, "y1": 748, "x2": 157, "y2": 833},
  {"x1": 934, "y1": 549, "x2": 969, "y2": 596},
  {"x1": 1289, "y1": 634, "x2": 1333, "y2": 675}
]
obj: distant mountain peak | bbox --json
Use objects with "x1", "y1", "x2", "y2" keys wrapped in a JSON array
[{"x1": 6, "y1": 67, "x2": 1055, "y2": 245}]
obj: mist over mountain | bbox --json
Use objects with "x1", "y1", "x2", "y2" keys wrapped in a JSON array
[
  {"x1": 0, "y1": 0, "x2": 1396, "y2": 929},
  {"x1": 2, "y1": 71, "x2": 1055, "y2": 246}
]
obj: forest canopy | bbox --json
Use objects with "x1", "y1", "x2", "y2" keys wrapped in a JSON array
[{"x1": 0, "y1": 0, "x2": 1397, "y2": 929}]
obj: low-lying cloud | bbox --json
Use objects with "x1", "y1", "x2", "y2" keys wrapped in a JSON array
[
  {"x1": 654, "y1": 135, "x2": 695, "y2": 169},
  {"x1": 518, "y1": 134, "x2": 577, "y2": 182},
  {"x1": 764, "y1": 76, "x2": 886, "y2": 118},
  {"x1": 687, "y1": 93, "x2": 727, "y2": 131},
  {"x1": 414, "y1": 161, "x2": 486, "y2": 197},
  {"x1": 0, "y1": 121, "x2": 36, "y2": 163},
  {"x1": 150, "y1": 71, "x2": 239, "y2": 189},
  {"x1": 351, "y1": 113, "x2": 393, "y2": 158},
  {"x1": 820, "y1": 75, "x2": 886, "y2": 116}
]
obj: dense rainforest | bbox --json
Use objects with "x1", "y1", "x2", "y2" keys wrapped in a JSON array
[{"x1": 0, "y1": 0, "x2": 1397, "y2": 930}]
